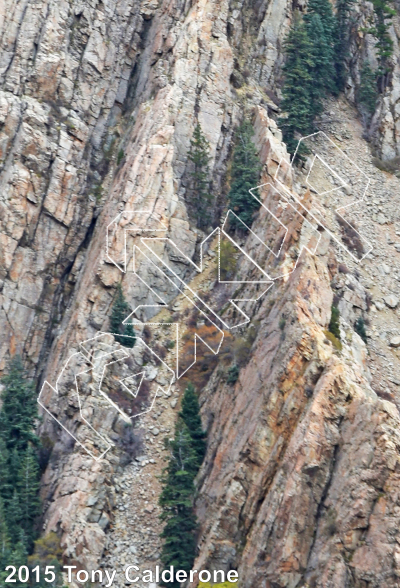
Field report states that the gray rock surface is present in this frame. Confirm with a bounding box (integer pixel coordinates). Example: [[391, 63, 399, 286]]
[[2, 1, 400, 586]]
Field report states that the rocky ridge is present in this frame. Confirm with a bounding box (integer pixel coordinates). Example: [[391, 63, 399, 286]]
[[2, 0, 400, 587], [193, 101, 400, 587]]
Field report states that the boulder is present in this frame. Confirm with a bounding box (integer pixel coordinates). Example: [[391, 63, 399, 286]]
[[384, 295, 399, 309]]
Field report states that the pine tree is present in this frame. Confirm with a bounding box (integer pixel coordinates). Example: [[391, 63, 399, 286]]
[[306, 14, 337, 99], [0, 357, 42, 552], [305, 0, 337, 38], [7, 490, 22, 544], [0, 497, 11, 586], [8, 447, 22, 491], [179, 384, 206, 466], [8, 539, 28, 588], [358, 62, 378, 119], [278, 14, 316, 154], [304, 0, 337, 94], [110, 284, 136, 348], [188, 124, 213, 228], [159, 421, 199, 587], [368, 0, 395, 91], [0, 438, 10, 499], [159, 385, 207, 583], [0, 497, 10, 557], [227, 120, 261, 229], [0, 358, 64, 580], [334, 0, 355, 90], [17, 444, 41, 548], [0, 356, 39, 453]]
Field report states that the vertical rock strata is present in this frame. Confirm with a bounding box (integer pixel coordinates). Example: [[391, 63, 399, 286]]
[[193, 111, 400, 585], [1, 0, 240, 572], [194, 129, 400, 585], [2, 0, 400, 586]]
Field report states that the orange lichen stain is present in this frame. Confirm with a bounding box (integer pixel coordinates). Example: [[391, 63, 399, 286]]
[[9, 334, 16, 356]]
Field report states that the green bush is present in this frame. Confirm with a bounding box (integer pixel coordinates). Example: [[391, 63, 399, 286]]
[[219, 239, 238, 280], [324, 329, 342, 351], [227, 121, 261, 229], [328, 305, 341, 340], [227, 365, 240, 385], [28, 533, 66, 588], [230, 329, 257, 367], [110, 284, 136, 348], [117, 148, 125, 165], [354, 317, 368, 343]]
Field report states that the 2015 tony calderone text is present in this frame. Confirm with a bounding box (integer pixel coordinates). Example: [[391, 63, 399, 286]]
[[4, 564, 239, 586]]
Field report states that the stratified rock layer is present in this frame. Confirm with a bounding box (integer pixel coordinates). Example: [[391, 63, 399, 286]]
[[2, 0, 400, 586]]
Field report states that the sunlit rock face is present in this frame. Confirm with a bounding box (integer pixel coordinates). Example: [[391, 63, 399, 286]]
[[3, 0, 400, 584]]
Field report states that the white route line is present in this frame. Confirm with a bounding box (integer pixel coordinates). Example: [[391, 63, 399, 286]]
[[38, 131, 373, 460], [38, 352, 113, 461], [247, 181, 322, 280], [275, 131, 373, 262], [306, 154, 347, 196], [119, 371, 145, 396], [38, 334, 175, 460]]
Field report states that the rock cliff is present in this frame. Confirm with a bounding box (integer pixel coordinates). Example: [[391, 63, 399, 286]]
[[2, 0, 400, 587], [194, 103, 400, 587]]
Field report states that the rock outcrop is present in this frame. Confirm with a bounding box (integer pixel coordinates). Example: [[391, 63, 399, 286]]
[[2, 0, 400, 586]]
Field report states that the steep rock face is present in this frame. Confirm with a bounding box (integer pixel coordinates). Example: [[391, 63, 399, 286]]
[[225, 0, 400, 160], [2, 0, 240, 570], [1, 0, 399, 375], [339, 2, 400, 159], [0, 0, 155, 370], [0, 0, 240, 373], [193, 108, 400, 586], [194, 209, 400, 586], [2, 0, 400, 583]]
